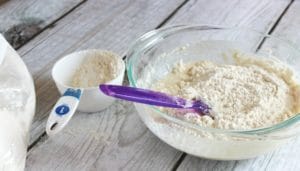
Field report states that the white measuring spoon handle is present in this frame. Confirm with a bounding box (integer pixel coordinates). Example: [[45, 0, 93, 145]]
[[46, 88, 83, 136]]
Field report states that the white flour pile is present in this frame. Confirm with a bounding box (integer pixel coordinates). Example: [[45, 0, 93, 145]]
[[71, 51, 120, 88], [154, 53, 300, 130]]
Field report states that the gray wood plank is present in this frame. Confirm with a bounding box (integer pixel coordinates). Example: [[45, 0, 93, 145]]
[[27, 100, 182, 171], [177, 1, 300, 171], [0, 0, 85, 48], [270, 0, 300, 46], [168, 0, 290, 29], [25, 0, 292, 170], [178, 137, 300, 171], [28, 84, 182, 170]]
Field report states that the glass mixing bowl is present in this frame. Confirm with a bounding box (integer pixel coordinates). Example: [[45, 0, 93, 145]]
[[126, 25, 300, 160]]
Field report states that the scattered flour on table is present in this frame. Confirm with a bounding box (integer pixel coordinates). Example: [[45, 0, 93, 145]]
[[71, 51, 120, 88], [153, 52, 300, 130]]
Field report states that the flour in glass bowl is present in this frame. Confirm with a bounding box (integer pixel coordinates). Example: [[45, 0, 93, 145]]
[[153, 52, 300, 130]]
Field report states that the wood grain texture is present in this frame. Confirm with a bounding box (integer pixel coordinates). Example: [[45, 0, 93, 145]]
[[269, 0, 300, 46], [0, 0, 85, 48], [26, 100, 182, 171], [177, 137, 300, 171], [24, 0, 295, 170], [177, 1, 300, 171], [167, 0, 291, 30]]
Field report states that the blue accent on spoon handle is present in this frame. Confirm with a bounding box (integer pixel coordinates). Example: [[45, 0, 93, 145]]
[[46, 88, 83, 136], [63, 88, 82, 99]]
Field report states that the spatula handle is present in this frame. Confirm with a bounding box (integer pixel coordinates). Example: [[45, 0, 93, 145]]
[[99, 84, 210, 114]]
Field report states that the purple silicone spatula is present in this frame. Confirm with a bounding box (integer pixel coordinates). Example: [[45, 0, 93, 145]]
[[99, 84, 211, 116]]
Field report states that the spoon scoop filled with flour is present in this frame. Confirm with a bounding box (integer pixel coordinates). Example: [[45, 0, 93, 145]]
[[47, 50, 125, 136], [71, 51, 122, 88]]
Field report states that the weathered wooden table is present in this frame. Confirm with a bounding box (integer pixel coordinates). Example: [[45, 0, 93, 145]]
[[1, 0, 300, 170]]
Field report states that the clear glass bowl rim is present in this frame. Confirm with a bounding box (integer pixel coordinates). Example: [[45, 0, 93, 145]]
[[126, 24, 300, 136]]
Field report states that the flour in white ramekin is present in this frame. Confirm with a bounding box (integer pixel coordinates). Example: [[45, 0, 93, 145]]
[[71, 51, 121, 88]]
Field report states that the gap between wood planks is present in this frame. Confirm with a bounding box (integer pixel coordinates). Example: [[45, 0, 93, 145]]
[[10, 0, 88, 50], [121, 0, 189, 60], [171, 153, 187, 171], [256, 0, 295, 51]]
